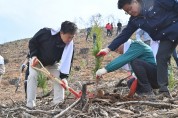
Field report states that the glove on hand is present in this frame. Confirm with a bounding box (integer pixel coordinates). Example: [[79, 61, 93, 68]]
[[61, 78, 68, 89], [96, 48, 110, 57], [31, 56, 38, 67], [20, 64, 27, 72], [96, 68, 107, 79]]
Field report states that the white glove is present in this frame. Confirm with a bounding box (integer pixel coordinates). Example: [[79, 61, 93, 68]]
[[96, 48, 110, 56], [96, 68, 107, 78]]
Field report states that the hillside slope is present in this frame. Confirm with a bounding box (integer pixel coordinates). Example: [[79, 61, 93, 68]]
[[0, 31, 123, 104]]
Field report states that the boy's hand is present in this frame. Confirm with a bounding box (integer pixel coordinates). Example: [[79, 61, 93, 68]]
[[31, 56, 38, 67], [61, 78, 68, 89]]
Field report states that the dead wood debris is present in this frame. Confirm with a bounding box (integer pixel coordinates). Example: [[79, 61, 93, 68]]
[[2, 96, 178, 118], [115, 100, 178, 109], [1, 80, 178, 118]]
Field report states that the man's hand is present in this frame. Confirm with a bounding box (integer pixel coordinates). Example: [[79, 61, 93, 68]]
[[20, 64, 27, 72], [61, 78, 68, 89], [96, 68, 107, 79], [96, 48, 110, 57], [31, 56, 38, 67]]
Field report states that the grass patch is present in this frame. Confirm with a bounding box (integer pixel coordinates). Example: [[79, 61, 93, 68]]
[[168, 64, 176, 91], [37, 72, 48, 94]]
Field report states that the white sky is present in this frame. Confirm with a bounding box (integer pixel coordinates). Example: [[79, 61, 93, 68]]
[[0, 0, 130, 44]]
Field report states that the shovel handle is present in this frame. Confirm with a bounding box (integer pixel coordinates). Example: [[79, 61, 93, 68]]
[[49, 75, 81, 99], [60, 81, 80, 98], [128, 78, 138, 97], [68, 88, 81, 99], [32, 59, 81, 99]]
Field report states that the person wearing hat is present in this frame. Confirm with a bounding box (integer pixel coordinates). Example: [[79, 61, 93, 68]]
[[96, 39, 159, 97], [27, 21, 77, 109]]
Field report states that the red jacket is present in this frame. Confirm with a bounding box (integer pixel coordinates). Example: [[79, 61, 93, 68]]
[[105, 24, 112, 30]]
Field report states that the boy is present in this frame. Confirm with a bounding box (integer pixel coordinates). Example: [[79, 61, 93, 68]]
[[27, 21, 77, 109]]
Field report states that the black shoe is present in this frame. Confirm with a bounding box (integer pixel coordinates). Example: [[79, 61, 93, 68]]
[[138, 92, 156, 101], [157, 91, 172, 99]]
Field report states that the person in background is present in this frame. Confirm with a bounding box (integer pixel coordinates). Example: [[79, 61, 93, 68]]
[[116, 21, 122, 36], [105, 23, 112, 36], [172, 49, 178, 67], [136, 28, 151, 45], [20, 53, 30, 98], [27, 21, 77, 109], [93, 33, 97, 45], [85, 27, 92, 41], [0, 55, 5, 84], [136, 29, 178, 66], [136, 28, 159, 59], [110, 23, 114, 36], [96, 0, 178, 98]]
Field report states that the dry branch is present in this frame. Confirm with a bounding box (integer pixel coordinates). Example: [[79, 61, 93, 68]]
[[9, 107, 62, 115], [109, 107, 134, 114], [54, 98, 81, 118], [115, 101, 178, 108], [92, 98, 111, 104]]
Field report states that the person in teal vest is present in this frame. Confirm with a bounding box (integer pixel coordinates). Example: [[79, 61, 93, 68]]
[[96, 39, 159, 97]]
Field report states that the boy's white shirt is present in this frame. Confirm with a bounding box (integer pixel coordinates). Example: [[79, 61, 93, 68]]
[[121, 39, 132, 71], [150, 40, 159, 61]]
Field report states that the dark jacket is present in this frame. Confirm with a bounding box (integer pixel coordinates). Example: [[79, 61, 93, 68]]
[[117, 22, 122, 27], [108, 0, 178, 51], [29, 28, 73, 79]]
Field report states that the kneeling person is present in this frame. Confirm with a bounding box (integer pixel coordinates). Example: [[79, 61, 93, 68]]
[[27, 21, 77, 109], [96, 39, 159, 96]]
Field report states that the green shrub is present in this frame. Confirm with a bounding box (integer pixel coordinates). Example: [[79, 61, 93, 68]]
[[168, 64, 176, 91], [37, 72, 48, 94], [91, 24, 103, 78]]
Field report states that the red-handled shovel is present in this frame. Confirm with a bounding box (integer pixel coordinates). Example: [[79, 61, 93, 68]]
[[31, 59, 81, 99]]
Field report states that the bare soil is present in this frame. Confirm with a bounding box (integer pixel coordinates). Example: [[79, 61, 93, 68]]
[[0, 31, 178, 117]]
